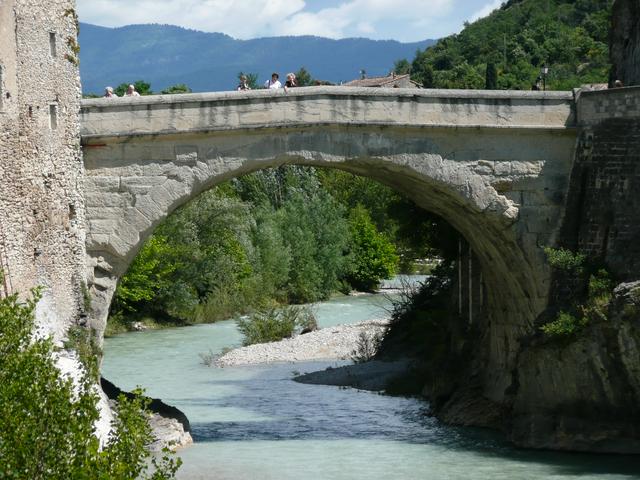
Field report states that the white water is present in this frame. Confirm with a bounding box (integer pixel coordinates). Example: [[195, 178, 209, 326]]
[[102, 280, 640, 479]]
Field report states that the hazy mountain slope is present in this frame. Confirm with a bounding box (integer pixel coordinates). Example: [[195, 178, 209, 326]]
[[78, 23, 435, 94]]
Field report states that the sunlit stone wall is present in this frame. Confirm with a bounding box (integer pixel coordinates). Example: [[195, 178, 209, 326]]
[[0, 0, 86, 340]]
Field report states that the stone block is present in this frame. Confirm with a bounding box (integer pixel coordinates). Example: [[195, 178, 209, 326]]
[[85, 176, 120, 192], [494, 161, 512, 175]]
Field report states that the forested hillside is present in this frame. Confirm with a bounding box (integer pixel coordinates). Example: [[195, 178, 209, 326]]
[[398, 0, 612, 90]]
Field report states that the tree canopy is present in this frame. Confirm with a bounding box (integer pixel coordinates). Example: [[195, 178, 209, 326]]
[[110, 166, 449, 331], [398, 0, 612, 90]]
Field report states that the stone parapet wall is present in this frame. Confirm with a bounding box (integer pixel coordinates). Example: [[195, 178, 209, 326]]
[[0, 0, 85, 340], [576, 86, 640, 126]]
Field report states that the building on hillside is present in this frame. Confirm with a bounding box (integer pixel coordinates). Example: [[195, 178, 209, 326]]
[[342, 73, 421, 88], [0, 0, 86, 339]]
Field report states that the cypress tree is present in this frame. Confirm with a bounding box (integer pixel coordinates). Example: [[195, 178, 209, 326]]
[[485, 62, 498, 89]]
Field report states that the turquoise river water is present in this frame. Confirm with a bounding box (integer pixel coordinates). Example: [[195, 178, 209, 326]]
[[102, 277, 640, 480]]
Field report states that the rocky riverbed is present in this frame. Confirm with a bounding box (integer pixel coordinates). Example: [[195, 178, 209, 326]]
[[215, 318, 390, 366]]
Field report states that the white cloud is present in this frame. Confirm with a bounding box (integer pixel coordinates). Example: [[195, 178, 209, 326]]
[[278, 0, 454, 40], [468, 0, 502, 23], [77, 0, 490, 42], [77, 0, 306, 38]]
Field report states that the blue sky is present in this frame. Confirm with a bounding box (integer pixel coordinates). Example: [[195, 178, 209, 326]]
[[76, 0, 502, 42]]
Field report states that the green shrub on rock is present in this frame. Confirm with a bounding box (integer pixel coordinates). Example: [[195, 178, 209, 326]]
[[540, 267, 615, 338], [540, 311, 587, 337], [543, 247, 586, 273], [0, 289, 180, 480]]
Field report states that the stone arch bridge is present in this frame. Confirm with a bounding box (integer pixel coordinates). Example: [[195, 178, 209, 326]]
[[81, 86, 577, 403]]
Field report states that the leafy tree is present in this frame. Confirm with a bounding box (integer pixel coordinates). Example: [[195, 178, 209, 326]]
[[411, 51, 434, 87], [394, 58, 412, 75], [114, 236, 178, 313], [161, 84, 192, 94], [318, 169, 445, 266], [114, 80, 152, 96], [485, 62, 498, 89], [295, 67, 314, 86], [345, 205, 399, 291], [0, 289, 180, 479]]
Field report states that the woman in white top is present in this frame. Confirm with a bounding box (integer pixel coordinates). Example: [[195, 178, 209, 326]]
[[124, 84, 140, 96]]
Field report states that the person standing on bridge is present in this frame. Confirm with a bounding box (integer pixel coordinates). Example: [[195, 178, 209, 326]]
[[103, 86, 118, 98], [124, 84, 140, 96], [285, 73, 297, 88], [264, 72, 282, 89], [237, 75, 251, 91]]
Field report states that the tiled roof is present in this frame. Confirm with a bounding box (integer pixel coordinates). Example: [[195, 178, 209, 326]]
[[343, 74, 414, 87]]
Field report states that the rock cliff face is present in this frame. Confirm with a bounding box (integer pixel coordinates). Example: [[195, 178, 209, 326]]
[[610, 0, 640, 86], [509, 282, 640, 453]]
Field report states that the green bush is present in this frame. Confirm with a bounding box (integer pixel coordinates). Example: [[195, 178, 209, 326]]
[[540, 311, 587, 337], [543, 247, 586, 272], [0, 289, 180, 479], [351, 330, 384, 363], [346, 205, 399, 291], [63, 325, 101, 378], [541, 268, 615, 338], [236, 305, 316, 346]]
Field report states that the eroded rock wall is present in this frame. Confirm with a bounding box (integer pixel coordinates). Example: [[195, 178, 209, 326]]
[[0, 0, 86, 340]]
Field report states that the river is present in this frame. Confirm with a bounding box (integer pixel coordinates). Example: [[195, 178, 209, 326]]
[[102, 277, 640, 479]]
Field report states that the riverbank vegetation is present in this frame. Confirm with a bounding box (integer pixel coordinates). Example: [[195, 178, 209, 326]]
[[108, 166, 444, 335], [0, 289, 180, 479], [237, 305, 317, 346], [396, 0, 612, 90]]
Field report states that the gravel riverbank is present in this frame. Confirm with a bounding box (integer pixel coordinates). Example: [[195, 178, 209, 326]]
[[215, 318, 389, 366]]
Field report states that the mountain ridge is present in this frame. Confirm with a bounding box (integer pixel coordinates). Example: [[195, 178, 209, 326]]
[[78, 22, 435, 94]]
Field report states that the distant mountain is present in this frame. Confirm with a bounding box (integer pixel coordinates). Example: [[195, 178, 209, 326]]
[[78, 23, 435, 94]]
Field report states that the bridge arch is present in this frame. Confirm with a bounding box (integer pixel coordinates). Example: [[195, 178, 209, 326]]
[[81, 87, 577, 403]]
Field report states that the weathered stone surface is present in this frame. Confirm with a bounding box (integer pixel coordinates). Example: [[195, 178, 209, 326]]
[[511, 281, 640, 453], [0, 1, 86, 341], [566, 87, 640, 281]]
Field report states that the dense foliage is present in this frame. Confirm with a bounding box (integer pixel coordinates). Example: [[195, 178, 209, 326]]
[[0, 290, 180, 479], [110, 166, 447, 331], [345, 205, 399, 291], [401, 0, 612, 90], [114, 80, 152, 96]]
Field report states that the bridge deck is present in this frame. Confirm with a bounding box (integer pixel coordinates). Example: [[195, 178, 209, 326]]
[[80, 86, 576, 142]]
